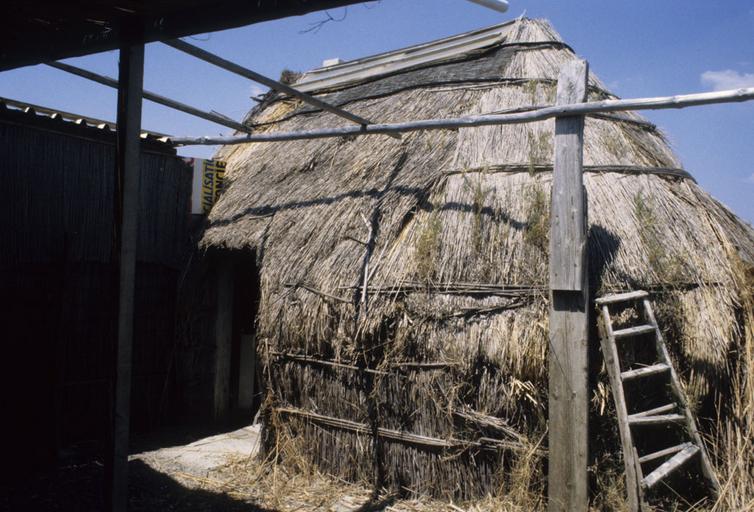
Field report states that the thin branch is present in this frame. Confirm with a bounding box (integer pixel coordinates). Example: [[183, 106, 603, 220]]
[[299, 8, 348, 34]]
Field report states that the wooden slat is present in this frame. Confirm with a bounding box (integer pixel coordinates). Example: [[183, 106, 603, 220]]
[[628, 414, 686, 426], [638, 443, 692, 464], [613, 324, 656, 339], [547, 59, 590, 512], [596, 290, 649, 305], [621, 363, 670, 382], [628, 403, 676, 420], [642, 445, 700, 490]]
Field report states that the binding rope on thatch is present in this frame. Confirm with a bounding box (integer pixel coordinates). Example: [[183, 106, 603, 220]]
[[271, 351, 392, 376], [246, 41, 580, 122], [336, 281, 545, 297], [198, 18, 754, 507], [276, 407, 541, 454], [245, 81, 631, 132], [274, 352, 485, 375], [444, 164, 694, 181], [169, 86, 754, 145]]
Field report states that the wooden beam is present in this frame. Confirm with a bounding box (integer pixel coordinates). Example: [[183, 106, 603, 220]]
[[547, 59, 589, 512], [46, 61, 251, 133], [0, 0, 366, 71], [107, 42, 144, 512], [168, 86, 754, 145], [163, 39, 374, 128]]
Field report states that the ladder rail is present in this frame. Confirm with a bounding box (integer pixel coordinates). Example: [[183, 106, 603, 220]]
[[599, 305, 643, 511], [641, 298, 721, 493]]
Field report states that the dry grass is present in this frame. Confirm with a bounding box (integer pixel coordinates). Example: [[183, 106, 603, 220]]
[[414, 209, 442, 283], [194, 17, 754, 508], [174, 428, 550, 512]]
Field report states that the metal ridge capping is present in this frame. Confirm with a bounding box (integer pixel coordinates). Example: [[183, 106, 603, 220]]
[[294, 20, 517, 93]]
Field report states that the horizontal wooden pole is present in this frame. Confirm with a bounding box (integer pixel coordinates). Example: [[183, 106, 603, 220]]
[[168, 86, 754, 145], [47, 61, 251, 133]]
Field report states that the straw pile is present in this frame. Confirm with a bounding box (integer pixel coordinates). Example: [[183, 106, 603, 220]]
[[201, 18, 754, 508]]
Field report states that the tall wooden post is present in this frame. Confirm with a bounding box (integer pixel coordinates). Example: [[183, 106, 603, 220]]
[[548, 59, 589, 512], [107, 43, 144, 512]]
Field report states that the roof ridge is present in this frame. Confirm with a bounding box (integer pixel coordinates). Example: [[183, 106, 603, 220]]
[[294, 18, 529, 93]]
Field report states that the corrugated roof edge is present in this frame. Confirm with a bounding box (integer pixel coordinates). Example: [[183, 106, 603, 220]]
[[0, 96, 172, 142], [294, 19, 518, 93]]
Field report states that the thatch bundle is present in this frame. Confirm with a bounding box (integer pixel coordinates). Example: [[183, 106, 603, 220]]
[[201, 18, 754, 508]]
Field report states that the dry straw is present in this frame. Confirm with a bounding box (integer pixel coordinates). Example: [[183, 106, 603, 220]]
[[199, 18, 754, 509]]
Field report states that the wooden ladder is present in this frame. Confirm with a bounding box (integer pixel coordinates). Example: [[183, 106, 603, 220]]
[[596, 290, 719, 511]]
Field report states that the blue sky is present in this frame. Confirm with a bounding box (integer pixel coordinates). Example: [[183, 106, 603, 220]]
[[1, 0, 753, 223]]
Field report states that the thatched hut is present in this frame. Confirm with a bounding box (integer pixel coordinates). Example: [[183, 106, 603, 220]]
[[199, 18, 754, 508]]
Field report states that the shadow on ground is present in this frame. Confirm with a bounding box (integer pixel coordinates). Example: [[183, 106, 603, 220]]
[[0, 458, 271, 512]]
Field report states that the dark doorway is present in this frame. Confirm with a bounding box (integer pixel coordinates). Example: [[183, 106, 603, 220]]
[[229, 250, 262, 422], [213, 249, 262, 426]]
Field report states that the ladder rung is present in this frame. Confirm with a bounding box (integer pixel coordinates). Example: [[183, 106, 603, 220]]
[[638, 442, 693, 464], [628, 403, 676, 419], [613, 324, 656, 339], [629, 414, 685, 426], [621, 363, 670, 382], [642, 444, 700, 489], [596, 290, 649, 305]]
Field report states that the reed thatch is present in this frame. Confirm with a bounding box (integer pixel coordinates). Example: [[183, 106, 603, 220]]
[[201, 18, 754, 509]]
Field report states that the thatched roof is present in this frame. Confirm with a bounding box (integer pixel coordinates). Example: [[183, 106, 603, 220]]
[[201, 18, 754, 508]]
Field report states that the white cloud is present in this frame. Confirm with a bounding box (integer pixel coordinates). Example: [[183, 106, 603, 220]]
[[747, 173, 754, 184], [701, 69, 754, 91]]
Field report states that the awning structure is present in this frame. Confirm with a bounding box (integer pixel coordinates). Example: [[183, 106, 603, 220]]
[[0, 0, 366, 71], [0, 3, 370, 512]]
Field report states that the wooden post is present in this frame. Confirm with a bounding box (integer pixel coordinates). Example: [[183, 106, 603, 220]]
[[107, 43, 144, 512], [548, 59, 589, 512]]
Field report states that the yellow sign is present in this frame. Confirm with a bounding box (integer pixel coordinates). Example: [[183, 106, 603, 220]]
[[200, 160, 226, 214]]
